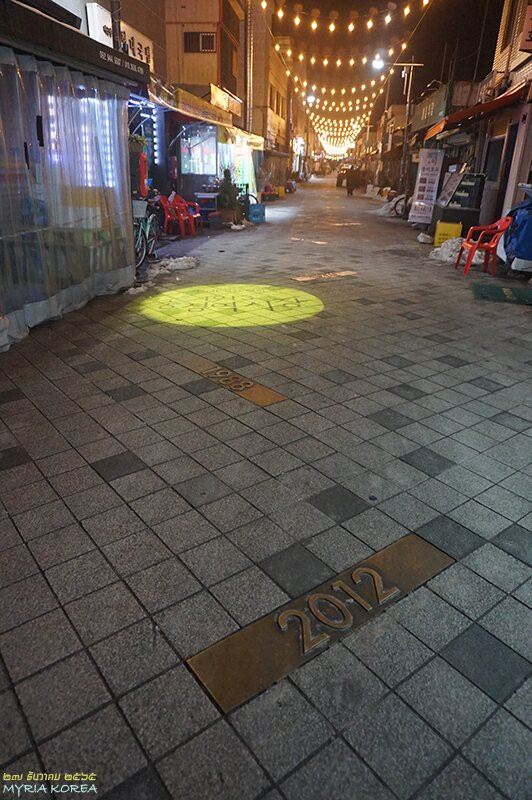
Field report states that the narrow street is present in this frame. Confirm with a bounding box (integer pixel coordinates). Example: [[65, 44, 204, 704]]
[[1, 178, 531, 799]]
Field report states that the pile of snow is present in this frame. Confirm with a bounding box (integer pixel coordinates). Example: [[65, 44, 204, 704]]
[[429, 237, 483, 265], [126, 281, 155, 295], [153, 256, 198, 272], [417, 232, 433, 244], [373, 201, 397, 217]]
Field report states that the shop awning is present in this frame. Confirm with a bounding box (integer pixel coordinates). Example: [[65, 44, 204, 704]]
[[425, 82, 529, 141], [174, 87, 232, 127], [220, 126, 264, 151]]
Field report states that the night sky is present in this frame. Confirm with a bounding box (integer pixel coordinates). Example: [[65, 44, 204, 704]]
[[273, 0, 505, 113]]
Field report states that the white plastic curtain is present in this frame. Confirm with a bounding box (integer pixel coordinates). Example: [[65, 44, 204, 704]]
[[0, 47, 134, 350]]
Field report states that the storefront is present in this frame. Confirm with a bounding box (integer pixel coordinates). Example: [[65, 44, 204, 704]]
[[0, 0, 148, 350]]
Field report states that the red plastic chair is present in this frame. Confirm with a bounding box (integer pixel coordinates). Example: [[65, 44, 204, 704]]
[[171, 194, 203, 234], [159, 196, 191, 239], [455, 216, 513, 276]]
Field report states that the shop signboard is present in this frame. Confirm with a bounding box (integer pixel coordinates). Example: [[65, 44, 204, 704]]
[[520, 4, 532, 52], [176, 88, 232, 127], [210, 84, 242, 117], [408, 148, 444, 224], [86, 3, 153, 69], [411, 85, 448, 133]]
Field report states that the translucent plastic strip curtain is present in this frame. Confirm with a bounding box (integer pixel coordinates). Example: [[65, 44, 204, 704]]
[[0, 47, 134, 351]]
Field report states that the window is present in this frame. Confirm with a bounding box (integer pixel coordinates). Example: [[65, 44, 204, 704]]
[[269, 85, 275, 110], [184, 32, 217, 53], [180, 125, 217, 174], [222, 0, 240, 42], [502, 0, 519, 49], [484, 137, 504, 182]]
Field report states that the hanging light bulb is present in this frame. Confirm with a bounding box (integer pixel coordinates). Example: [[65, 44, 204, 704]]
[[349, 57, 355, 66], [311, 18, 318, 30], [423, 0, 430, 4], [388, 48, 394, 56], [362, 56, 367, 65], [385, 13, 392, 24], [310, 56, 316, 64], [336, 58, 342, 66], [277, 7, 284, 18], [329, 21, 336, 31], [294, 15, 300, 26], [323, 57, 329, 65], [348, 21, 355, 32], [401, 42, 407, 50], [367, 18, 373, 29], [299, 52, 304, 60], [261, 0, 267, 8], [404, 5, 411, 15], [275, 43, 280, 51], [286, 48, 292, 57]]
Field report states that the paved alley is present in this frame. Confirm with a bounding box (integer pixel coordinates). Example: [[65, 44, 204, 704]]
[[1, 178, 531, 800]]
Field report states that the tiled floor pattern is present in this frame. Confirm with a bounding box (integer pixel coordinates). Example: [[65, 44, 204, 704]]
[[1, 178, 531, 799]]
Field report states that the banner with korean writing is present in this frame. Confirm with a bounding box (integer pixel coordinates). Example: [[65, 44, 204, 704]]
[[408, 148, 444, 225]]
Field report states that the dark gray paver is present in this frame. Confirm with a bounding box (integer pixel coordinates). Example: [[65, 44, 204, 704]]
[[441, 624, 531, 702], [417, 756, 505, 800], [416, 516, 484, 559], [308, 485, 369, 522], [261, 543, 333, 597], [493, 524, 532, 566]]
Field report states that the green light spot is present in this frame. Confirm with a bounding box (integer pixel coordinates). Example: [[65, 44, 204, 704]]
[[137, 284, 324, 327]]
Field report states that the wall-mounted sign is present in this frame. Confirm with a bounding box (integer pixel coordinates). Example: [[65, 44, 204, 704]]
[[520, 4, 532, 53], [175, 88, 232, 126], [86, 3, 153, 69], [210, 84, 242, 117]]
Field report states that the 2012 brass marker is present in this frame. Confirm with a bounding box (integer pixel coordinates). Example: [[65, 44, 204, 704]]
[[187, 534, 453, 712]]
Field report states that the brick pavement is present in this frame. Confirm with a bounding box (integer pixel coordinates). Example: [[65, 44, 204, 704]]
[[0, 178, 531, 799]]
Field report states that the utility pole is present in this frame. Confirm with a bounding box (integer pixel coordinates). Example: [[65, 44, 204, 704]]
[[397, 60, 424, 217], [245, 0, 254, 132]]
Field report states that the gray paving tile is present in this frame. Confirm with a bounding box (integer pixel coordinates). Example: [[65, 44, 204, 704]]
[[306, 526, 372, 570], [463, 710, 532, 798], [130, 488, 191, 526], [175, 473, 232, 506], [401, 447, 454, 477], [16, 651, 109, 741], [0, 573, 57, 633], [45, 549, 117, 603], [378, 493, 439, 529], [126, 557, 200, 612], [345, 614, 432, 686], [441, 624, 531, 702], [105, 767, 170, 800], [228, 517, 294, 561], [368, 409, 413, 430], [153, 455, 206, 484], [120, 665, 218, 758], [504, 676, 532, 728], [417, 756, 505, 800], [493, 524, 532, 567], [0, 446, 31, 471], [342, 507, 406, 549], [398, 657, 495, 746], [212, 565, 289, 624], [448, 500, 512, 539], [389, 587, 469, 650], [261, 543, 333, 597], [65, 582, 145, 645], [90, 618, 179, 695], [241, 479, 300, 514], [0, 608, 81, 682], [292, 644, 387, 730], [408, 478, 468, 513], [491, 411, 531, 432], [65, 484, 123, 520], [480, 596, 532, 660], [155, 591, 238, 658], [13, 499, 76, 541], [180, 536, 252, 585], [91, 451, 146, 483], [27, 523, 94, 570], [281, 738, 393, 800], [81, 504, 146, 546], [416, 515, 484, 559], [158, 719, 269, 800], [154, 510, 220, 554], [2, 479, 58, 515], [428, 562, 504, 619], [201, 493, 263, 533], [463, 543, 531, 591], [230, 681, 333, 781], [39, 705, 146, 795], [0, 543, 38, 588], [308, 485, 369, 523], [101, 530, 170, 577], [476, 484, 532, 523], [438, 465, 492, 497], [0, 517, 22, 552], [0, 689, 31, 764], [344, 693, 451, 800]]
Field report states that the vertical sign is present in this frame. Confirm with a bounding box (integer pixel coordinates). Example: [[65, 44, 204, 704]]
[[520, 4, 532, 53], [408, 148, 444, 224]]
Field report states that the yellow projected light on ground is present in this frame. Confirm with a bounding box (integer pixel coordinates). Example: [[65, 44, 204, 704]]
[[138, 284, 324, 327]]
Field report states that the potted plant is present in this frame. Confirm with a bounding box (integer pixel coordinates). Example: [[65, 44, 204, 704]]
[[218, 168, 242, 224], [129, 133, 147, 154]]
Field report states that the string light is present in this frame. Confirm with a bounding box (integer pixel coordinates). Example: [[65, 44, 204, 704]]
[[348, 21, 355, 32], [329, 21, 335, 31], [367, 18, 374, 29], [294, 14, 300, 26], [261, 0, 267, 8], [404, 5, 411, 16], [311, 18, 318, 30]]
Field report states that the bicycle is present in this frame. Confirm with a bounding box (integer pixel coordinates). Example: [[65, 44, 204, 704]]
[[132, 199, 159, 271]]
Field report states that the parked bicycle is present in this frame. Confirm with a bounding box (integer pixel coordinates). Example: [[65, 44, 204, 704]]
[[132, 197, 160, 271]]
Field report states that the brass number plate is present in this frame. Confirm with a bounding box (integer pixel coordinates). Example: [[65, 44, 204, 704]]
[[187, 534, 453, 712]]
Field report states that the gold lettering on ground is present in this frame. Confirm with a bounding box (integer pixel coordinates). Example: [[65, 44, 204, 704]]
[[187, 534, 454, 712], [177, 353, 286, 407], [293, 270, 357, 282]]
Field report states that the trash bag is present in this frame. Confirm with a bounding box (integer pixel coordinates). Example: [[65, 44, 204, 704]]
[[504, 198, 532, 261]]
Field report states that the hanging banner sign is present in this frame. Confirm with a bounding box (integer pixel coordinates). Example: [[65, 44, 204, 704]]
[[408, 148, 444, 224], [520, 4, 532, 52], [86, 3, 153, 69]]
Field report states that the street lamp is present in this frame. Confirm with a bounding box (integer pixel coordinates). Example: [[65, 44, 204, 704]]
[[372, 55, 385, 71]]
